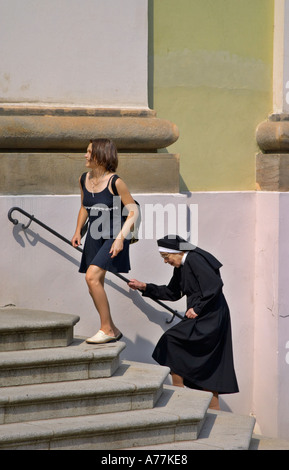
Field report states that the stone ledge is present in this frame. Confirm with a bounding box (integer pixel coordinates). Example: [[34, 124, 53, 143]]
[[128, 409, 256, 451], [0, 114, 179, 151], [0, 386, 211, 450], [256, 153, 289, 191], [0, 152, 180, 194], [0, 308, 80, 351], [0, 361, 169, 424], [0, 338, 126, 387], [0, 105, 157, 118], [256, 115, 289, 153]]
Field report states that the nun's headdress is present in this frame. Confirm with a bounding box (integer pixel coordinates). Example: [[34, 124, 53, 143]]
[[157, 235, 196, 253], [157, 235, 223, 271]]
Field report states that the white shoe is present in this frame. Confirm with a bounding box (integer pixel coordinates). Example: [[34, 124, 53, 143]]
[[86, 330, 123, 344]]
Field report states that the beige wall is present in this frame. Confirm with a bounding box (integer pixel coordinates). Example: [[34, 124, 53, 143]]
[[151, 0, 274, 191]]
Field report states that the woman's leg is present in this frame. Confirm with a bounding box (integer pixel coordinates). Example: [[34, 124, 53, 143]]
[[85, 264, 120, 337], [171, 372, 184, 387], [171, 374, 220, 409], [207, 391, 220, 410]]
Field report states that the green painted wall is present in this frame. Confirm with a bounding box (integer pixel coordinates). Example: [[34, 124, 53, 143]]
[[150, 0, 274, 191]]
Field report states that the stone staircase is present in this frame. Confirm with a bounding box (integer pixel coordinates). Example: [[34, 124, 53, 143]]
[[0, 307, 256, 450]]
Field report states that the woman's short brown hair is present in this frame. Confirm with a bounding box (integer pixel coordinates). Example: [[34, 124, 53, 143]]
[[90, 138, 118, 172]]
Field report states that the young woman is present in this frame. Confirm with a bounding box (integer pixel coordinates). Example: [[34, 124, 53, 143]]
[[72, 138, 138, 344]]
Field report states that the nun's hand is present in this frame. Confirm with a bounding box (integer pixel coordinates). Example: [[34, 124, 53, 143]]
[[185, 308, 198, 319], [128, 279, 147, 291]]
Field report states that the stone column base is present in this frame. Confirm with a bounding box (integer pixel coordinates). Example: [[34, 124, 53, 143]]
[[0, 106, 180, 194], [256, 114, 289, 191], [0, 152, 179, 194], [0, 106, 179, 151], [256, 153, 289, 191]]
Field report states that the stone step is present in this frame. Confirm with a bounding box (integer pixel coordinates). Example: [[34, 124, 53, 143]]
[[249, 434, 289, 450], [0, 385, 211, 450], [0, 308, 80, 352], [0, 307, 256, 451], [0, 361, 169, 425], [126, 409, 256, 451], [0, 338, 125, 387]]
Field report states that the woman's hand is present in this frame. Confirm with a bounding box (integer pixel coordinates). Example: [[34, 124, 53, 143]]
[[110, 238, 124, 258], [128, 279, 147, 291], [72, 200, 88, 248], [71, 232, 81, 248], [185, 308, 198, 319]]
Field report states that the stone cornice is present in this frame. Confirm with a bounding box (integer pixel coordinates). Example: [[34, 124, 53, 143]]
[[0, 106, 179, 151], [0, 106, 156, 117], [256, 114, 289, 153]]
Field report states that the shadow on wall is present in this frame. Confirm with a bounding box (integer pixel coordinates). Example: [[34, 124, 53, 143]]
[[105, 275, 180, 327], [12, 223, 80, 267], [11, 222, 181, 329]]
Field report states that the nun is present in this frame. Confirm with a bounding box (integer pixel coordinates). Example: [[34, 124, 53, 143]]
[[128, 235, 239, 410]]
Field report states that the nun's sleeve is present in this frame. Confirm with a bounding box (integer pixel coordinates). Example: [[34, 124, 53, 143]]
[[187, 253, 224, 315], [142, 268, 183, 302]]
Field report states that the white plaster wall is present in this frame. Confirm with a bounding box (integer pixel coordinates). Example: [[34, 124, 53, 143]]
[[283, 0, 289, 112], [1, 191, 255, 417], [253, 192, 289, 439], [273, 0, 289, 113], [0, 0, 148, 107], [254, 193, 280, 437], [278, 194, 289, 438]]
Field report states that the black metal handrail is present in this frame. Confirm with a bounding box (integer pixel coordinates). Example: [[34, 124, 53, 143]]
[[8, 206, 183, 323]]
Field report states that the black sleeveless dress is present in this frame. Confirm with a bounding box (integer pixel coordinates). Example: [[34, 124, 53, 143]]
[[79, 173, 131, 274]]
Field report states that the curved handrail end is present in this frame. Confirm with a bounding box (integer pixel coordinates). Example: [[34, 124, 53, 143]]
[[8, 206, 34, 229], [7, 207, 20, 225]]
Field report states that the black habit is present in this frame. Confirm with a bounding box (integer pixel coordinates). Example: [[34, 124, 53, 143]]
[[143, 247, 239, 394]]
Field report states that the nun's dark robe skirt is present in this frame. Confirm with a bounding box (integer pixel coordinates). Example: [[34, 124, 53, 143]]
[[143, 248, 239, 394]]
